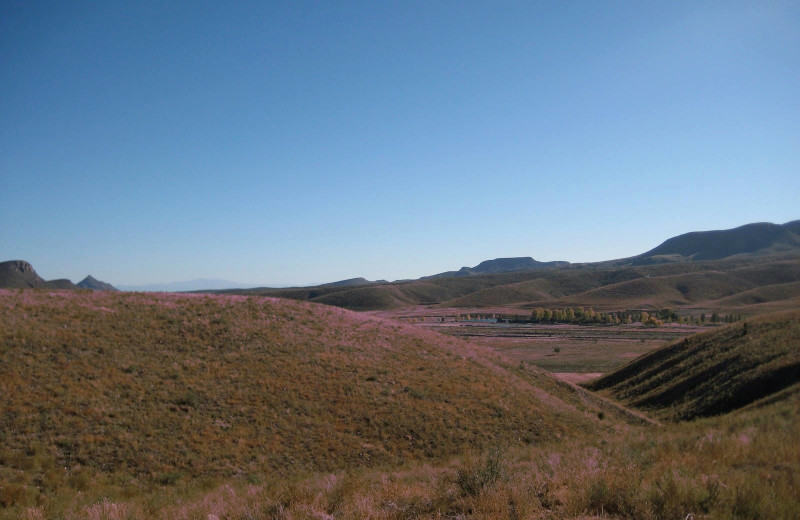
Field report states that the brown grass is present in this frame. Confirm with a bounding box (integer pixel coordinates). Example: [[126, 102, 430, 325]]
[[2, 289, 797, 518], [589, 310, 800, 420], [12, 389, 800, 519], [0, 289, 619, 515]]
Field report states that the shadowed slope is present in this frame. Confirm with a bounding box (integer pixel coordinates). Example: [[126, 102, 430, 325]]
[[588, 310, 800, 420], [636, 221, 800, 262]]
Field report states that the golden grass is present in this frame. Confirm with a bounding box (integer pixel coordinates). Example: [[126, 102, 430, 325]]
[[2, 289, 797, 518], [12, 389, 799, 519], [0, 289, 619, 515]]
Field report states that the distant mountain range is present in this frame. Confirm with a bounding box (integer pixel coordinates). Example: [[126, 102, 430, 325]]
[[218, 219, 800, 311], [3, 220, 799, 293], [115, 279, 266, 292]]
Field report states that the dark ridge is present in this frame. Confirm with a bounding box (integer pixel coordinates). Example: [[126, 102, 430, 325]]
[[783, 219, 800, 235], [635, 222, 800, 263]]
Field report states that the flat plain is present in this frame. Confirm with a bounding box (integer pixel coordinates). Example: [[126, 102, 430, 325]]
[[373, 306, 707, 382]]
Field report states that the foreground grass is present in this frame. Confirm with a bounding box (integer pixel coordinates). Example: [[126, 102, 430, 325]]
[[2, 290, 797, 518], [10, 389, 800, 519]]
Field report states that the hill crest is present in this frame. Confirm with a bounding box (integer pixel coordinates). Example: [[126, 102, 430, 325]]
[[635, 221, 800, 264], [77, 275, 118, 291]]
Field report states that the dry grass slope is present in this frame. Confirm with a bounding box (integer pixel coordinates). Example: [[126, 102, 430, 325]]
[[11, 380, 800, 519], [588, 310, 800, 421], [0, 289, 620, 513]]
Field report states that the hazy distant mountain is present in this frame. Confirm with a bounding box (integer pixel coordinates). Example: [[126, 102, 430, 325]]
[[0, 260, 78, 289], [633, 221, 800, 265], [425, 257, 570, 279], [116, 279, 267, 292], [77, 275, 118, 291]]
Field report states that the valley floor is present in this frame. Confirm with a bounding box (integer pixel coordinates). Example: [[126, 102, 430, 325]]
[[374, 307, 707, 377]]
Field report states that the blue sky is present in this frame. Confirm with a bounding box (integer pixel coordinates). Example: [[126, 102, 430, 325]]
[[1, 1, 799, 286]]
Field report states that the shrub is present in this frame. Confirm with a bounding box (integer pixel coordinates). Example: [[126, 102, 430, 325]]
[[455, 445, 505, 497]]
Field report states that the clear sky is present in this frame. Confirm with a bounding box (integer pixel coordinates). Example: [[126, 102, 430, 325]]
[[1, 1, 799, 286]]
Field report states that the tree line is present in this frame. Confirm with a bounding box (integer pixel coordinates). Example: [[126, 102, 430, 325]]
[[455, 308, 744, 327]]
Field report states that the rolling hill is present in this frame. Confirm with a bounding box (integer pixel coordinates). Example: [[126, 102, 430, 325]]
[[224, 254, 800, 315], [4, 292, 797, 518], [0, 289, 631, 511], [211, 221, 800, 312], [587, 310, 800, 420]]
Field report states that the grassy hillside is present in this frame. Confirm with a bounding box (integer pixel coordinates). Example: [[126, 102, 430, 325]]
[[14, 362, 800, 519], [0, 289, 622, 512], [3, 291, 798, 518], [707, 280, 800, 307], [588, 310, 800, 421], [546, 271, 757, 309]]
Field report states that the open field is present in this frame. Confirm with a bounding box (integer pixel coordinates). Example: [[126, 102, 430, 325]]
[[431, 322, 699, 374], [374, 306, 707, 377]]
